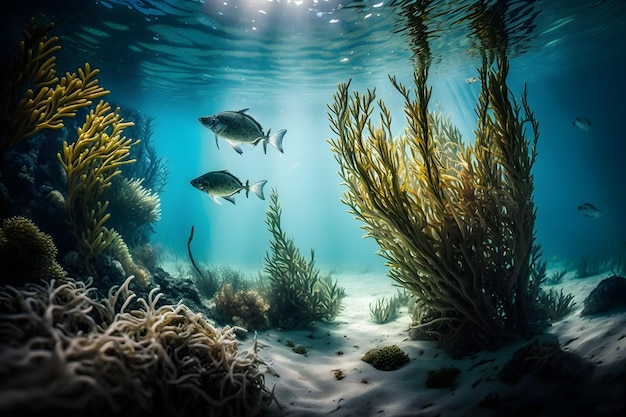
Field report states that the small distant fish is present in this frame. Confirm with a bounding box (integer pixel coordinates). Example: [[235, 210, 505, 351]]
[[573, 117, 592, 131], [578, 202, 600, 218], [465, 77, 479, 84], [199, 108, 287, 155], [190, 170, 267, 205]]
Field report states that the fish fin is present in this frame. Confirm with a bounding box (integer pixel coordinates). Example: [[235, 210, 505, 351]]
[[223, 195, 237, 204], [214, 134, 220, 149], [262, 129, 270, 154], [248, 180, 268, 200], [210, 195, 223, 205], [226, 139, 243, 155], [268, 129, 287, 154], [236, 108, 250, 114]]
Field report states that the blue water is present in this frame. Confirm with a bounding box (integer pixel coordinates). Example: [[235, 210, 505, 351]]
[[2, 0, 625, 273]]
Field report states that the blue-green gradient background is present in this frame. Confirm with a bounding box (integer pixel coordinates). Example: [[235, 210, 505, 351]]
[[2, 0, 624, 273]]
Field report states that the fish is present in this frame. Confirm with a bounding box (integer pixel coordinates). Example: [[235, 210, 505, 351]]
[[578, 202, 600, 218], [198, 108, 287, 155], [190, 170, 267, 205], [573, 117, 592, 131], [465, 77, 479, 84]]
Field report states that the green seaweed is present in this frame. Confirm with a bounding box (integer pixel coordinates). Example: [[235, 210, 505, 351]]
[[263, 188, 346, 329]]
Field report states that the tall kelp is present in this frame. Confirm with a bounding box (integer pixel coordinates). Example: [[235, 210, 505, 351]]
[[328, 2, 545, 357]]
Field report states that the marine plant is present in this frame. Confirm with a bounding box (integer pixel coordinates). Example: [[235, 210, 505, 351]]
[[104, 176, 162, 247], [545, 269, 568, 285], [0, 275, 273, 416], [369, 296, 400, 324], [538, 288, 575, 321], [212, 283, 270, 332], [574, 252, 613, 278], [120, 111, 169, 194], [263, 188, 346, 328], [0, 18, 109, 162], [0, 215, 64, 285], [361, 345, 410, 371], [57, 100, 150, 286], [328, 20, 545, 355], [609, 242, 626, 276]]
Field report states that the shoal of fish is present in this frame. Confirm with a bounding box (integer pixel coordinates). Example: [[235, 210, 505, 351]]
[[191, 108, 286, 205]]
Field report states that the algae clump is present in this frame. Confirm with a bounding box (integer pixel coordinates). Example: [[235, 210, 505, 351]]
[[361, 345, 410, 371]]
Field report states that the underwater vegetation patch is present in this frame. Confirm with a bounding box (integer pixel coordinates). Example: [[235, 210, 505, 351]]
[[0, 275, 274, 416], [326, 0, 566, 357], [369, 295, 401, 324], [425, 366, 461, 389], [1, 18, 165, 288], [0, 19, 109, 163], [361, 345, 410, 371], [0, 215, 64, 285], [262, 188, 346, 329]]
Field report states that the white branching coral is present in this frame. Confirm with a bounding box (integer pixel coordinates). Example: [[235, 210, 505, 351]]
[[0, 276, 273, 416]]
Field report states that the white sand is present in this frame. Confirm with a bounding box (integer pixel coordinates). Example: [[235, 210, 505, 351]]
[[245, 271, 626, 417]]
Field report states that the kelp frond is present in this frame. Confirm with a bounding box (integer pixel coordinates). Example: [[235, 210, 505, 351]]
[[328, 54, 542, 357]]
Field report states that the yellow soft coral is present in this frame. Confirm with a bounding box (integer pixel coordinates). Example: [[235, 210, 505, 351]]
[[57, 100, 140, 280], [0, 18, 109, 162], [0, 215, 64, 285]]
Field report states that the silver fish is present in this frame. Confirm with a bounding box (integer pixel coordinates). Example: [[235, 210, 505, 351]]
[[465, 76, 479, 84], [573, 117, 592, 131], [199, 108, 287, 154], [578, 202, 600, 218], [190, 170, 267, 205]]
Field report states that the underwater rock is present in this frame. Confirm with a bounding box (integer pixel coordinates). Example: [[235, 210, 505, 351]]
[[499, 337, 587, 384], [581, 275, 626, 316], [97, 255, 126, 284], [425, 366, 461, 389], [293, 344, 307, 355], [153, 267, 203, 312], [361, 345, 410, 371]]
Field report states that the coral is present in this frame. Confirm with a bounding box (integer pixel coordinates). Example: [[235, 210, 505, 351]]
[[425, 366, 461, 389], [328, 22, 543, 356], [0, 18, 109, 162], [361, 345, 410, 371], [104, 176, 161, 247], [263, 188, 346, 328], [0, 275, 273, 416], [0, 215, 64, 285], [212, 283, 270, 332], [105, 230, 152, 288], [131, 242, 162, 274], [57, 100, 140, 280]]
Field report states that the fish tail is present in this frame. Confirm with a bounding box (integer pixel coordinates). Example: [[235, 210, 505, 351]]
[[267, 129, 287, 154], [248, 180, 268, 200]]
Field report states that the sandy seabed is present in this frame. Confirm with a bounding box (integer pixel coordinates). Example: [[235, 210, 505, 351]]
[[246, 271, 626, 417]]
